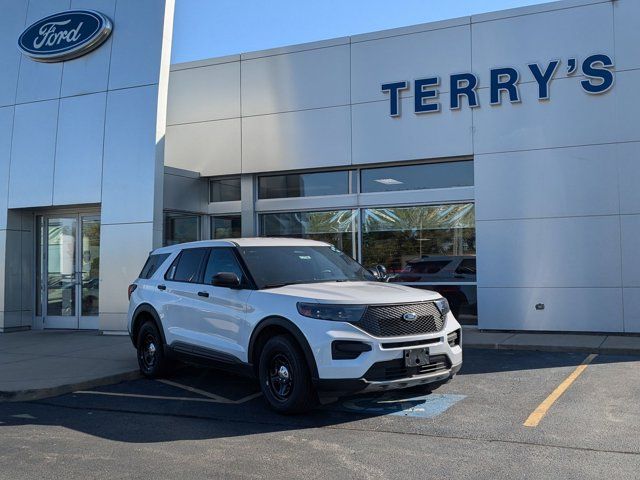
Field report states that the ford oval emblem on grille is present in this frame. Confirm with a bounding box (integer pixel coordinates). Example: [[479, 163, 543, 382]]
[[402, 312, 418, 322]]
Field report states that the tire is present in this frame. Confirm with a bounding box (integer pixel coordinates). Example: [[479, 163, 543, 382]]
[[258, 335, 317, 414], [136, 321, 168, 378]]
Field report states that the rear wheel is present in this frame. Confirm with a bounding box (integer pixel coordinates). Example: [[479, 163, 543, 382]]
[[136, 321, 167, 378], [258, 335, 316, 414]]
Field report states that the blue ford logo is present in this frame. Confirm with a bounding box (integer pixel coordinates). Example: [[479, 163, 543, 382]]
[[403, 312, 418, 322], [18, 10, 112, 63]]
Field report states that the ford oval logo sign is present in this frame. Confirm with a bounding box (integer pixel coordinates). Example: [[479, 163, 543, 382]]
[[403, 312, 418, 322], [18, 10, 112, 63]]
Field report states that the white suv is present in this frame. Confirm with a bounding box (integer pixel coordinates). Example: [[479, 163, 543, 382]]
[[127, 238, 463, 413]]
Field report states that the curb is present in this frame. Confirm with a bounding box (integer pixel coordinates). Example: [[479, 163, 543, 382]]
[[0, 370, 141, 403], [463, 343, 640, 356]]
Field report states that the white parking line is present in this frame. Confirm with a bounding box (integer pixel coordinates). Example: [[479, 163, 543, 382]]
[[157, 379, 231, 402], [74, 379, 263, 405], [74, 391, 225, 403]]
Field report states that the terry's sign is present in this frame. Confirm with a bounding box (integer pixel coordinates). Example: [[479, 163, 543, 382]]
[[382, 55, 614, 117], [18, 10, 112, 63]]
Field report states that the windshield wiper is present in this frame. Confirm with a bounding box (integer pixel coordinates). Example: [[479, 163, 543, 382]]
[[262, 282, 298, 289]]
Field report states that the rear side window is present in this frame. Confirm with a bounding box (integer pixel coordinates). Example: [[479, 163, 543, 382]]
[[139, 253, 170, 279], [165, 248, 208, 283]]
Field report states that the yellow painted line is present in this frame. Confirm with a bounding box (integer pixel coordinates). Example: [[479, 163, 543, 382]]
[[524, 353, 597, 427]]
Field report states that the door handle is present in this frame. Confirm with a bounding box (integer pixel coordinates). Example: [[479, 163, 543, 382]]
[[157, 284, 166, 291], [197, 291, 209, 298]]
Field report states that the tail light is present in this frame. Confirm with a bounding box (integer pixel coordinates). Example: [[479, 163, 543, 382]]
[[128, 284, 138, 300]]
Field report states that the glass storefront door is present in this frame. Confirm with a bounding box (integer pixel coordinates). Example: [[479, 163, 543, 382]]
[[39, 213, 100, 330]]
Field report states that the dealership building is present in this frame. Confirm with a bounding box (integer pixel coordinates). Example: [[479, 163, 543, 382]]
[[0, 0, 638, 335]]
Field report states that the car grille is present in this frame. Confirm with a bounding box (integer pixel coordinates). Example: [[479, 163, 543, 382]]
[[355, 302, 445, 337], [363, 355, 451, 382]]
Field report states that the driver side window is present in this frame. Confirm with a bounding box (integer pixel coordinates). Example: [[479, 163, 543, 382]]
[[203, 248, 246, 286]]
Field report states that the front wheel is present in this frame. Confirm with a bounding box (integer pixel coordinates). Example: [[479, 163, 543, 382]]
[[258, 335, 316, 414]]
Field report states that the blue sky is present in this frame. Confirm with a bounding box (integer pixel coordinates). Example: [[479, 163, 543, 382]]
[[172, 0, 550, 63]]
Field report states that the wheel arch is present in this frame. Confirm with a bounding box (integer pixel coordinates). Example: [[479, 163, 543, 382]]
[[131, 303, 167, 347], [248, 316, 319, 380]]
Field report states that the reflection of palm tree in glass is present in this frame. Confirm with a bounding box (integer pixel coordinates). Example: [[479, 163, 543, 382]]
[[362, 204, 475, 271]]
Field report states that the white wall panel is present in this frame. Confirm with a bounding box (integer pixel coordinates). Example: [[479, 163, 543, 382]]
[[623, 288, 640, 333], [167, 61, 240, 125], [8, 100, 58, 208], [166, 119, 241, 176], [99, 222, 154, 316], [15, 0, 70, 104], [60, 0, 116, 97], [242, 106, 351, 173], [53, 92, 106, 205], [614, 70, 640, 144], [621, 214, 640, 288], [241, 45, 350, 116], [617, 142, 640, 215], [472, 2, 613, 83], [351, 25, 471, 103], [473, 77, 616, 154], [3, 230, 23, 312], [475, 145, 619, 221], [614, 0, 640, 71], [102, 85, 159, 224], [352, 95, 472, 165], [478, 287, 623, 332], [108, 0, 166, 90], [477, 216, 621, 288], [0, 1, 28, 107], [0, 107, 14, 230]]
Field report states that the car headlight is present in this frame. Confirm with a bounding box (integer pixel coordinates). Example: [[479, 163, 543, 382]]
[[434, 297, 450, 316], [297, 303, 366, 322]]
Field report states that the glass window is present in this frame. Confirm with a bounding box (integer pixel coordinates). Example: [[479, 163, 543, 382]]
[[361, 161, 474, 193], [164, 212, 200, 246], [361, 203, 477, 325], [212, 215, 241, 239], [203, 248, 246, 286], [139, 253, 171, 279], [258, 171, 349, 199], [80, 217, 100, 317], [237, 246, 373, 289], [259, 209, 358, 259], [166, 248, 208, 283], [210, 177, 241, 202]]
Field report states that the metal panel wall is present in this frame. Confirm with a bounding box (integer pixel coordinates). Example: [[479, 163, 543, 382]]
[[0, 0, 175, 332], [164, 0, 640, 334]]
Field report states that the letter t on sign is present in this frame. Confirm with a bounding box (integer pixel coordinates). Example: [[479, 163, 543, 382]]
[[381, 81, 409, 116]]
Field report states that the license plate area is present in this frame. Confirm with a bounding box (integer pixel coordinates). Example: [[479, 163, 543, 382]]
[[404, 348, 429, 367]]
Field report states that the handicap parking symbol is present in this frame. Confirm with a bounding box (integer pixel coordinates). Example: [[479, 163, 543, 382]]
[[338, 393, 466, 418]]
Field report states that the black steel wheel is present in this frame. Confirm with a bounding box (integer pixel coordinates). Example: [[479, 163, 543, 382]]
[[137, 321, 167, 378], [258, 335, 316, 414]]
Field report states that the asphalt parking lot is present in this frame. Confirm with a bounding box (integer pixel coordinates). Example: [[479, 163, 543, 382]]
[[0, 348, 639, 479]]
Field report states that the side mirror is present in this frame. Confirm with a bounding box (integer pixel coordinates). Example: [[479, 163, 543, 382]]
[[375, 265, 388, 278], [368, 265, 389, 282], [212, 272, 241, 289]]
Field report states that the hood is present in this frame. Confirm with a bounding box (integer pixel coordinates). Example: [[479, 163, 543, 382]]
[[263, 281, 441, 304]]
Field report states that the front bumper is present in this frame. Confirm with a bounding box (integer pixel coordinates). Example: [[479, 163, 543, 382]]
[[316, 361, 462, 395], [299, 311, 463, 394]]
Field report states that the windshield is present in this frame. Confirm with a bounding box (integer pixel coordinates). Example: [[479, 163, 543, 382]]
[[237, 246, 375, 289]]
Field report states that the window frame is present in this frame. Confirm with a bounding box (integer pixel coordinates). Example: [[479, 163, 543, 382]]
[[209, 176, 242, 203], [201, 247, 255, 289], [164, 247, 209, 284]]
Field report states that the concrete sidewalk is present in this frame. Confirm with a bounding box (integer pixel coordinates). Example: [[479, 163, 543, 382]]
[[462, 326, 640, 355], [0, 330, 139, 402]]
